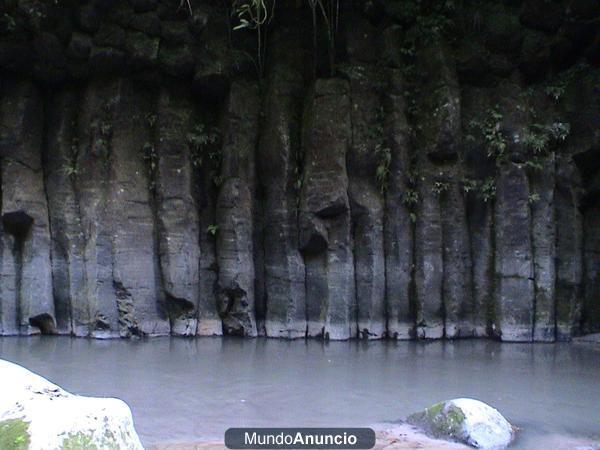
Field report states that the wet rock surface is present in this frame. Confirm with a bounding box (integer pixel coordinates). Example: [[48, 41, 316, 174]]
[[407, 399, 514, 450], [0, 359, 144, 450], [0, 0, 598, 340]]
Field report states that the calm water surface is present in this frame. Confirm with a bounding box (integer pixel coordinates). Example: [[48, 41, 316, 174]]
[[1, 337, 598, 449]]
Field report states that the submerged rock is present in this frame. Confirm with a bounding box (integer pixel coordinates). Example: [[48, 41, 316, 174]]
[[407, 398, 514, 450], [0, 359, 144, 450]]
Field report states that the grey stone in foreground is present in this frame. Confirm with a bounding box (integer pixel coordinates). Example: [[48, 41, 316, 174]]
[[0, 359, 144, 450], [407, 398, 514, 450]]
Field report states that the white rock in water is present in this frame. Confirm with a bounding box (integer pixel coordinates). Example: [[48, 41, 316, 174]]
[[0, 359, 144, 450], [407, 398, 514, 450]]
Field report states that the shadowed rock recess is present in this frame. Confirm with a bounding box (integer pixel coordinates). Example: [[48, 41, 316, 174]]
[[0, 0, 598, 341]]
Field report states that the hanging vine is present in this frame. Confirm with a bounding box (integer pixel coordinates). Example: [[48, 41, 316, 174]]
[[232, 0, 276, 79], [306, 0, 340, 76]]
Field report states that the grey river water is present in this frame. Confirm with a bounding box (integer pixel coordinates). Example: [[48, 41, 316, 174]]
[[1, 337, 599, 449]]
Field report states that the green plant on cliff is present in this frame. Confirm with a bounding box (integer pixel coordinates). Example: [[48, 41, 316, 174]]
[[461, 176, 496, 202], [375, 142, 391, 193], [188, 123, 220, 166], [207, 224, 219, 236], [402, 189, 419, 206], [467, 106, 507, 163], [2, 13, 16, 32], [518, 121, 570, 170], [62, 160, 78, 177], [461, 177, 478, 194], [359, 108, 392, 194], [61, 137, 80, 179], [432, 181, 449, 196], [543, 62, 589, 102], [232, 0, 276, 78], [528, 192, 540, 204], [480, 176, 496, 202], [188, 122, 222, 186]]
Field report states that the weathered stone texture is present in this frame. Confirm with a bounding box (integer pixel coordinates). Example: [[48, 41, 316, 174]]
[[0, 80, 55, 335], [258, 56, 307, 339], [300, 79, 355, 340], [216, 82, 260, 337], [0, 0, 598, 340]]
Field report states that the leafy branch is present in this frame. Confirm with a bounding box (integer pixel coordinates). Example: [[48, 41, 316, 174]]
[[232, 0, 276, 79]]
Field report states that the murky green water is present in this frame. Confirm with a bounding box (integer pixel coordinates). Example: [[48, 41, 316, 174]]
[[1, 337, 598, 449]]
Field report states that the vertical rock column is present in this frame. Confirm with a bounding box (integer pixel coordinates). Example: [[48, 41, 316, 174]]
[[462, 87, 496, 338], [0, 203, 18, 334], [555, 158, 583, 340], [75, 80, 120, 338], [342, 17, 387, 339], [45, 87, 89, 336], [344, 65, 386, 340], [0, 79, 55, 335], [195, 133, 223, 337], [216, 82, 260, 336], [583, 198, 600, 333], [384, 70, 415, 339], [527, 91, 561, 342], [494, 165, 535, 341], [155, 86, 200, 336], [413, 42, 472, 338], [109, 79, 170, 336], [300, 79, 356, 340], [467, 196, 494, 337], [530, 156, 557, 341], [258, 57, 307, 338], [491, 83, 537, 342]]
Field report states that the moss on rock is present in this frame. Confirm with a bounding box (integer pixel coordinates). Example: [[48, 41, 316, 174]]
[[0, 418, 31, 450], [61, 431, 98, 450], [408, 401, 466, 439]]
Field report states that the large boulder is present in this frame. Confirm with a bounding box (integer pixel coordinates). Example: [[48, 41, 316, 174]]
[[407, 398, 514, 450], [0, 359, 144, 450]]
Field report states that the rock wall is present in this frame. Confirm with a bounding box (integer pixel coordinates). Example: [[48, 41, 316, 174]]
[[0, 0, 598, 341]]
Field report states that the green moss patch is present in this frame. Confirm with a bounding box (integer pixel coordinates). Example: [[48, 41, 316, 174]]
[[0, 418, 31, 450], [61, 431, 98, 450], [408, 401, 466, 439]]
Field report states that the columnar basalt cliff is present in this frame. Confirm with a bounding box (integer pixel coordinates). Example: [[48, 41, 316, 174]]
[[0, 0, 598, 341]]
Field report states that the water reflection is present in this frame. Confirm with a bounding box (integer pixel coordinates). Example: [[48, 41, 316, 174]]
[[0, 336, 598, 448]]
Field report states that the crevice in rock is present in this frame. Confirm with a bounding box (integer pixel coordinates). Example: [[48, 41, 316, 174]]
[[145, 91, 169, 334], [113, 280, 140, 338], [13, 236, 24, 333], [2, 211, 34, 240], [28, 313, 56, 335], [165, 293, 196, 333], [487, 201, 499, 340], [219, 285, 253, 337]]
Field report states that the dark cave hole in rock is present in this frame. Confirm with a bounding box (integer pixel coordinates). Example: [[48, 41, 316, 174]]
[[427, 151, 459, 165], [573, 146, 600, 182], [192, 74, 230, 102], [166, 294, 196, 321], [94, 315, 111, 331], [300, 232, 328, 254], [574, 146, 600, 209], [315, 201, 348, 219], [2, 211, 34, 239], [28, 313, 57, 335]]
